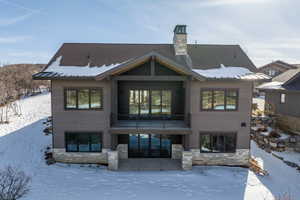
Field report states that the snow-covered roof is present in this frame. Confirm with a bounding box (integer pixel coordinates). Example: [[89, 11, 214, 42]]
[[34, 56, 266, 81], [193, 64, 254, 79], [257, 81, 284, 90], [42, 56, 123, 77]]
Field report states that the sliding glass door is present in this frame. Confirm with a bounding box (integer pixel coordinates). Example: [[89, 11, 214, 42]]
[[128, 134, 172, 158], [129, 89, 171, 118]]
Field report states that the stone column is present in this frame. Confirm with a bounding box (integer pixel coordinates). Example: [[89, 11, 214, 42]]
[[117, 144, 128, 159], [172, 144, 183, 159], [108, 151, 118, 171], [182, 151, 193, 170]]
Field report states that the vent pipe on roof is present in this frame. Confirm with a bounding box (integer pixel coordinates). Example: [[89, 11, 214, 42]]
[[173, 25, 187, 56]]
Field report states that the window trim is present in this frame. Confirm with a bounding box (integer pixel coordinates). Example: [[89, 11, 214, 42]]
[[64, 88, 103, 111], [280, 93, 286, 104], [128, 89, 172, 117], [200, 88, 239, 111], [65, 132, 102, 153], [200, 132, 237, 153]]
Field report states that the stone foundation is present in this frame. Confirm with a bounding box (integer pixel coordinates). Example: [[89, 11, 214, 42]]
[[53, 148, 108, 164], [172, 144, 183, 159], [277, 114, 300, 134], [117, 144, 128, 159], [192, 149, 250, 167], [108, 151, 118, 171], [182, 151, 193, 170]]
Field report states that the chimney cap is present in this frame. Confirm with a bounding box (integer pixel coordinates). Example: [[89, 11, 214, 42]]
[[174, 25, 187, 34]]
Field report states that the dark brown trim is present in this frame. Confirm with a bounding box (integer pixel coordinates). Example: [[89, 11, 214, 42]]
[[109, 128, 192, 135], [200, 88, 239, 112], [199, 132, 237, 153], [112, 75, 188, 81], [63, 87, 103, 111], [65, 132, 103, 153]]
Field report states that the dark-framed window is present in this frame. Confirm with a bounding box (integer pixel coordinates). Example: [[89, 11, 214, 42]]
[[64, 88, 103, 110], [129, 89, 171, 116], [200, 132, 237, 153], [65, 132, 102, 152], [201, 89, 238, 111]]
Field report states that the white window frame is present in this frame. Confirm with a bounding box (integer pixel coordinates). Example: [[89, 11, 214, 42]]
[[280, 93, 286, 103]]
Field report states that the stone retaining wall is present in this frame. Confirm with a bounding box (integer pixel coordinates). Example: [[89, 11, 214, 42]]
[[53, 148, 108, 164], [108, 151, 118, 170], [182, 151, 193, 170], [117, 144, 128, 159], [192, 149, 250, 166], [172, 144, 183, 159]]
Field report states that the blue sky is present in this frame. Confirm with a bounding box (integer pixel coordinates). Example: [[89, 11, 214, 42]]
[[0, 0, 299, 67]]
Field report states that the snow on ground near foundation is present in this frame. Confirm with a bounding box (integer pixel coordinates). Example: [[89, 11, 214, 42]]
[[272, 151, 300, 166], [253, 96, 265, 111], [45, 56, 123, 77], [193, 64, 252, 79], [1, 94, 300, 200]]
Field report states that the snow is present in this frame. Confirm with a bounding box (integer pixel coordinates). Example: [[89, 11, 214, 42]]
[[45, 56, 123, 77], [193, 64, 252, 79], [253, 96, 265, 111], [272, 151, 300, 166], [257, 81, 284, 90], [1, 94, 300, 200], [261, 127, 273, 136]]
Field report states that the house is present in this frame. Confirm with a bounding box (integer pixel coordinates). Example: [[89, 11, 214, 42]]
[[258, 60, 298, 78], [33, 25, 264, 170], [258, 68, 300, 135]]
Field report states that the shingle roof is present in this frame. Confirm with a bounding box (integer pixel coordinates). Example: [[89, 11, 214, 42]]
[[273, 68, 300, 83], [258, 68, 300, 91], [44, 43, 257, 71], [259, 60, 298, 71]]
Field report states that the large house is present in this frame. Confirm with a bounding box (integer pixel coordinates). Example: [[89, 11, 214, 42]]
[[258, 68, 300, 136], [34, 25, 263, 170], [258, 60, 298, 78]]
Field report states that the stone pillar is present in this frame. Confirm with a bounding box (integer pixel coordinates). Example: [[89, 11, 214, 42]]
[[117, 144, 128, 159], [182, 151, 193, 170], [108, 151, 118, 171], [172, 144, 183, 159]]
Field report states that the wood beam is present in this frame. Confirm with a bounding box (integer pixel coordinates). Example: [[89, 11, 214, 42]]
[[112, 75, 188, 81]]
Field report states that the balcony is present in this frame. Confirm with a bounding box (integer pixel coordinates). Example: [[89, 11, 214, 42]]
[[109, 114, 191, 135]]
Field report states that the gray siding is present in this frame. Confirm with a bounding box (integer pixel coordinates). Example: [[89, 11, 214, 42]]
[[188, 80, 252, 149], [51, 79, 252, 151], [265, 91, 300, 117], [52, 80, 111, 148]]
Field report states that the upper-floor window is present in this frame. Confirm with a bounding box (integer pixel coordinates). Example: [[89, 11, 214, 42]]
[[65, 88, 103, 110], [268, 69, 277, 76], [200, 132, 237, 153], [65, 132, 102, 152], [280, 93, 286, 103], [129, 89, 171, 116], [201, 89, 238, 111]]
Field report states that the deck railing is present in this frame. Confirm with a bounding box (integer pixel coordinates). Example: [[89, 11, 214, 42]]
[[110, 113, 190, 128]]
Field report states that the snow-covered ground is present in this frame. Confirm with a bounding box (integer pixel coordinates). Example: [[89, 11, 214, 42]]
[[253, 96, 265, 111], [1, 93, 300, 200]]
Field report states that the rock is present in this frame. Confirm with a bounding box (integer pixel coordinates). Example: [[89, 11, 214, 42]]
[[284, 161, 299, 168]]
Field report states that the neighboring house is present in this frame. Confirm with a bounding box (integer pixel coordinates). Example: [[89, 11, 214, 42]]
[[258, 60, 298, 78], [258, 68, 300, 134], [33, 25, 263, 169]]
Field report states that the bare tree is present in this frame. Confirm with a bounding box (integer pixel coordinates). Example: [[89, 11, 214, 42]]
[[0, 166, 31, 200]]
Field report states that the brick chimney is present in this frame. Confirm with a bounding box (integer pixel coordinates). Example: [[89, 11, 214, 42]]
[[173, 25, 187, 55]]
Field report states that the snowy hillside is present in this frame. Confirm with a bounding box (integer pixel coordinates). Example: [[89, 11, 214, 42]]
[[0, 93, 299, 200]]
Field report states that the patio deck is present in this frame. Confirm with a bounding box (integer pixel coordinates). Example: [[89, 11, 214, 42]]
[[118, 158, 182, 171]]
